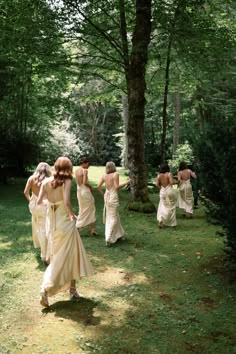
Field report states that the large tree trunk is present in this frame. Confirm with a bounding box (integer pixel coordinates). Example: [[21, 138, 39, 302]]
[[172, 91, 180, 157], [195, 86, 206, 130], [121, 94, 129, 169], [160, 41, 171, 163], [160, 2, 181, 163], [126, 0, 154, 211]]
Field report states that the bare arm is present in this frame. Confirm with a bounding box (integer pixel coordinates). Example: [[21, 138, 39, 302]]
[[169, 173, 177, 185], [97, 176, 105, 196], [64, 179, 77, 221], [190, 170, 196, 179], [155, 175, 160, 188], [114, 173, 130, 190], [24, 177, 33, 201]]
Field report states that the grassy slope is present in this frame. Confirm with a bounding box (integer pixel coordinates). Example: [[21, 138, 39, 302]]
[[0, 167, 235, 354]]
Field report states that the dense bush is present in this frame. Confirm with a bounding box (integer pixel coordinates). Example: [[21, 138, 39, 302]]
[[195, 119, 236, 260], [0, 132, 41, 178]]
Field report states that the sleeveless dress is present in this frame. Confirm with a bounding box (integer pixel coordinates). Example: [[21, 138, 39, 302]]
[[76, 169, 96, 229], [40, 178, 94, 297], [29, 192, 49, 261], [103, 185, 124, 244], [178, 170, 193, 214], [157, 176, 177, 227]]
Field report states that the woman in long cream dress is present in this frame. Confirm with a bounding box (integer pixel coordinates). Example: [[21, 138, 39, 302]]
[[24, 162, 51, 264], [156, 163, 177, 228], [177, 161, 196, 217], [97, 161, 130, 246], [75, 157, 97, 235], [37, 157, 94, 307]]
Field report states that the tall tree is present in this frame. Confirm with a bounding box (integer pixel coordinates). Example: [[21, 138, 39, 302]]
[[53, 0, 155, 211], [126, 0, 152, 206], [172, 91, 180, 157]]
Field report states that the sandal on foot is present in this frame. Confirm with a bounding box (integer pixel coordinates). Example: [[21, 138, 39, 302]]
[[69, 287, 81, 300], [91, 230, 98, 236], [40, 291, 49, 308]]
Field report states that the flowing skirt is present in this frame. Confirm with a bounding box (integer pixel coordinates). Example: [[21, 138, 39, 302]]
[[76, 185, 96, 229], [178, 180, 193, 214], [29, 193, 48, 261], [41, 201, 94, 297], [103, 188, 124, 243], [157, 185, 177, 227]]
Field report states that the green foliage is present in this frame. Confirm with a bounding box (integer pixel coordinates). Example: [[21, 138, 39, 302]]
[[168, 142, 194, 175], [195, 118, 236, 260], [0, 131, 40, 176], [0, 0, 70, 172], [67, 80, 122, 165], [41, 120, 81, 165]]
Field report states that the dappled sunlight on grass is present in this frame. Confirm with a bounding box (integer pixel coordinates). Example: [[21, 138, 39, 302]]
[[0, 177, 235, 354]]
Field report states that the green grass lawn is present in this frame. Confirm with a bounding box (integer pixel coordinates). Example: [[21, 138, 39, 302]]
[[0, 168, 235, 354]]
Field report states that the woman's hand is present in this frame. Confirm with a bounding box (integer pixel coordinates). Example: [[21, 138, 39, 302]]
[[70, 214, 77, 222]]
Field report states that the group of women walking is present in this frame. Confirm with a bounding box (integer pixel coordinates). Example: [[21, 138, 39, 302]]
[[24, 157, 196, 308], [156, 161, 197, 228], [24, 156, 129, 307]]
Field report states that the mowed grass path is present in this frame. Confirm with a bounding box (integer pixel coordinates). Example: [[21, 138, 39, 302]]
[[0, 166, 235, 354]]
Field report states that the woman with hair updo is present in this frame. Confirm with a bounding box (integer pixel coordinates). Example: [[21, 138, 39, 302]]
[[24, 162, 51, 265], [97, 161, 130, 246], [75, 156, 97, 235], [37, 157, 94, 307], [177, 161, 196, 217], [155, 163, 177, 228]]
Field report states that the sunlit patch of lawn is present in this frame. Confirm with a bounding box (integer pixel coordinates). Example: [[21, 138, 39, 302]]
[[0, 174, 235, 354]]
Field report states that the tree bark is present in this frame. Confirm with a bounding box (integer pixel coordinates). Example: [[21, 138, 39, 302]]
[[126, 0, 153, 207], [172, 91, 180, 157], [160, 38, 171, 163], [121, 94, 129, 169], [160, 1, 181, 163]]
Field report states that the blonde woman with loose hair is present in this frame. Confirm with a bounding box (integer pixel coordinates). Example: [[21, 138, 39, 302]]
[[37, 157, 94, 307], [97, 161, 130, 246], [24, 162, 51, 264], [105, 161, 116, 174]]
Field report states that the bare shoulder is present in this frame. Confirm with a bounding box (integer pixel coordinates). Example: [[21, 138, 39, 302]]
[[75, 167, 82, 175], [28, 175, 34, 183]]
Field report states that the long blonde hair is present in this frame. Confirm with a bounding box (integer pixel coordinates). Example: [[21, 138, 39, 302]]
[[105, 161, 116, 174], [34, 162, 51, 186]]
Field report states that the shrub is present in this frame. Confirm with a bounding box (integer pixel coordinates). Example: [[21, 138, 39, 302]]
[[195, 119, 236, 260]]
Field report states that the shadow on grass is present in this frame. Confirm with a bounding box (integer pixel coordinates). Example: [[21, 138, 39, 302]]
[[1, 178, 236, 354], [42, 297, 101, 326]]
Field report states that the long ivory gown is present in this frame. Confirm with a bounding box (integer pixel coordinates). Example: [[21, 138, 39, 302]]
[[29, 193, 49, 261], [178, 179, 193, 214], [157, 185, 177, 227], [103, 187, 124, 244], [76, 184, 96, 229], [40, 178, 94, 297]]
